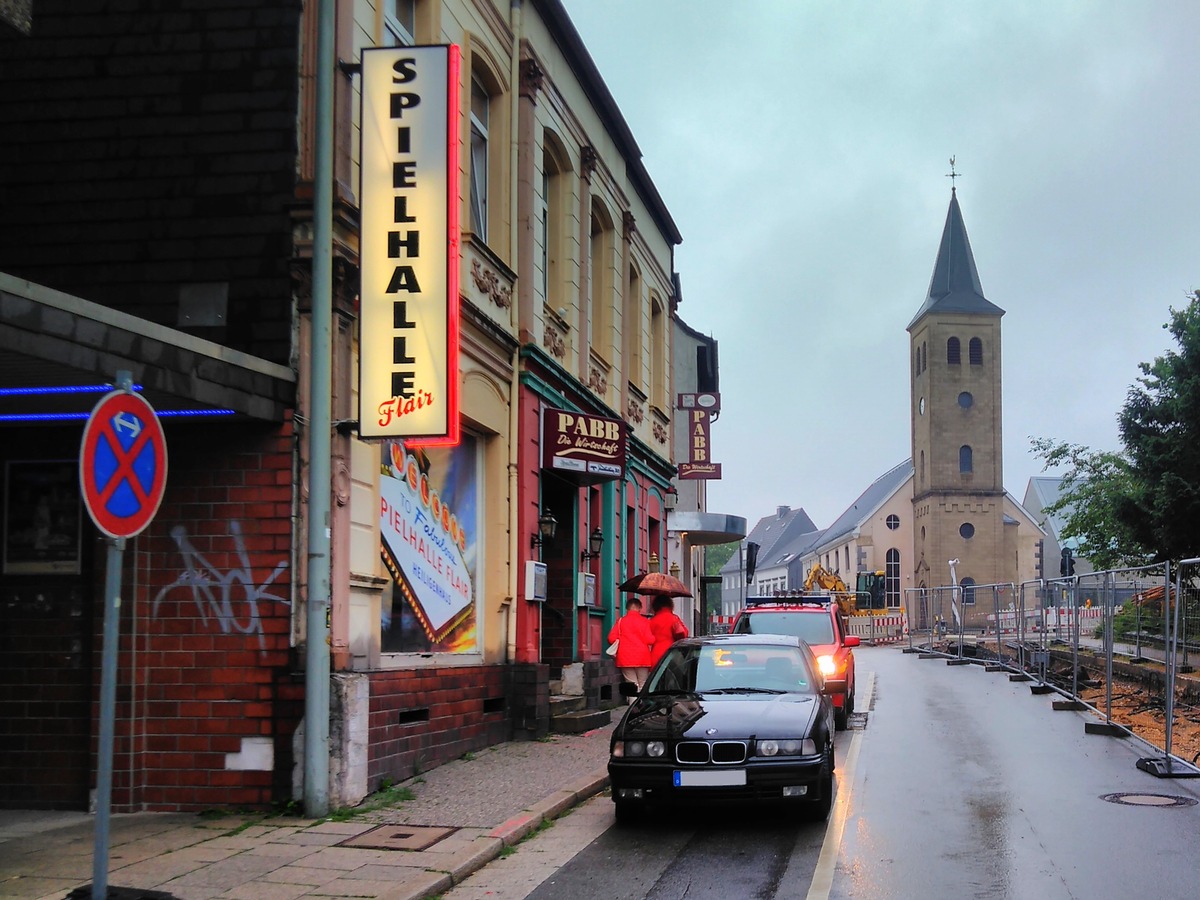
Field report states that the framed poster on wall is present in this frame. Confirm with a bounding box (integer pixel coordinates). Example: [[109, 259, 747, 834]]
[[3, 460, 82, 575]]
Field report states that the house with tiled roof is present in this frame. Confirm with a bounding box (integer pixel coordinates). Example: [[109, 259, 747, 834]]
[[718, 505, 817, 615]]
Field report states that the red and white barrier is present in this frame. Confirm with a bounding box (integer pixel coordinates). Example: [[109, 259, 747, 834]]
[[846, 614, 907, 644]]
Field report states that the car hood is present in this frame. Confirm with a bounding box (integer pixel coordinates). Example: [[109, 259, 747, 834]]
[[617, 692, 820, 741]]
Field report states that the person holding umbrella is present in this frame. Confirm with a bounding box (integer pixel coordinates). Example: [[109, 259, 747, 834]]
[[617, 570, 693, 671], [608, 596, 655, 697], [648, 595, 689, 668]]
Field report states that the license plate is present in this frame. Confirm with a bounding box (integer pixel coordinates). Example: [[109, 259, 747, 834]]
[[674, 769, 747, 787]]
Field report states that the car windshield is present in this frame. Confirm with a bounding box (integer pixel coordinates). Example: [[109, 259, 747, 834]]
[[736, 611, 835, 644], [646, 644, 815, 695]]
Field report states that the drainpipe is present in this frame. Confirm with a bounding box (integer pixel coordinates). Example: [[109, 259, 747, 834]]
[[505, 0, 525, 662], [304, 0, 334, 818]]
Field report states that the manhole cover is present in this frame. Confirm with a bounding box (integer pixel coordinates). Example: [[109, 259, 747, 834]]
[[1100, 792, 1197, 808], [339, 824, 458, 850]]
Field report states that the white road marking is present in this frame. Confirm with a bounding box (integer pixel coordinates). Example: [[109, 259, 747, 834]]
[[806, 669, 872, 899]]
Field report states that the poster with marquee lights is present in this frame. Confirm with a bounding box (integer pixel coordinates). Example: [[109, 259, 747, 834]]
[[359, 45, 461, 444]]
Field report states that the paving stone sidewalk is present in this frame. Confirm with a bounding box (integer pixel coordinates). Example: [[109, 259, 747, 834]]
[[0, 713, 617, 900]]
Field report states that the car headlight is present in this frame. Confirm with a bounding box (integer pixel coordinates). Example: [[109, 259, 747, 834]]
[[756, 738, 818, 757], [612, 740, 665, 759], [817, 654, 836, 676]]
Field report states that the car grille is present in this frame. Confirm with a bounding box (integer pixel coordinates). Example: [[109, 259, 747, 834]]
[[675, 740, 747, 765]]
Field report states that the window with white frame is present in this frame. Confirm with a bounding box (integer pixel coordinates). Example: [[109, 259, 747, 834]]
[[886, 548, 901, 608], [384, 0, 416, 45], [589, 199, 614, 361], [626, 262, 643, 386], [650, 293, 665, 407], [469, 74, 489, 240]]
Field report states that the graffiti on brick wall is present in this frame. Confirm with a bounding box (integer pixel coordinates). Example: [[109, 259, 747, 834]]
[[152, 521, 289, 650]]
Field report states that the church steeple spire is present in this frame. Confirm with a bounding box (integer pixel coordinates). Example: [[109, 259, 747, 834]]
[[907, 190, 1004, 330]]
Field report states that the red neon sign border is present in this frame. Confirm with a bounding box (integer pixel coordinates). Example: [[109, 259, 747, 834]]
[[409, 43, 461, 448]]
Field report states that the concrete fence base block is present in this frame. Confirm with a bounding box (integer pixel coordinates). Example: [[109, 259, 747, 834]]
[[1009, 673, 1031, 682], [917, 653, 940, 659], [946, 659, 971, 666], [1085, 722, 1128, 737], [984, 665, 1006, 672], [1053, 700, 1087, 711], [1030, 684, 1054, 694]]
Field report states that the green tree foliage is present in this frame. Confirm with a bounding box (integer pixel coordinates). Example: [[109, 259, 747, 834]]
[[1029, 439, 1150, 570], [1117, 293, 1200, 563], [1033, 290, 1200, 567], [705, 541, 738, 577]]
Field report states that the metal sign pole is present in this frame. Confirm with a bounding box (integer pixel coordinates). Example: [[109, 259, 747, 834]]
[[92, 536, 125, 900]]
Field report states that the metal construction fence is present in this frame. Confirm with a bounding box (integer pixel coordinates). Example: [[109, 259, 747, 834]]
[[901, 564, 1200, 778]]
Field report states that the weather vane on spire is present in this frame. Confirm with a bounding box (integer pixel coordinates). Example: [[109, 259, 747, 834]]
[[946, 156, 961, 191]]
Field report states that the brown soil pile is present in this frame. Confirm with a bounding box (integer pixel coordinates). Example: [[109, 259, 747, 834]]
[[1080, 678, 1200, 764]]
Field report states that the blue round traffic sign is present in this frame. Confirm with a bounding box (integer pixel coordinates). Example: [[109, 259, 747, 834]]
[[79, 390, 168, 539]]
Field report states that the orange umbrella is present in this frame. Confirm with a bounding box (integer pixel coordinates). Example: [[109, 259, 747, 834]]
[[618, 571, 692, 598]]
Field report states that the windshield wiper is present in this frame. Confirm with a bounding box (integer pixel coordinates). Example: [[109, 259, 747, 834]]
[[702, 687, 787, 695]]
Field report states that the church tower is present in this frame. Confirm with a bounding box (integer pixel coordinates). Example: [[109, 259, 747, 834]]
[[908, 188, 1008, 592]]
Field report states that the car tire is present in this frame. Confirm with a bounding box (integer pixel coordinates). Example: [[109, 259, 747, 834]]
[[613, 796, 645, 826], [834, 685, 854, 731], [806, 749, 834, 822]]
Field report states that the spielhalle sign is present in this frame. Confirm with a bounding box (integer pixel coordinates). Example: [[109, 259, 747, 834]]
[[358, 45, 461, 444]]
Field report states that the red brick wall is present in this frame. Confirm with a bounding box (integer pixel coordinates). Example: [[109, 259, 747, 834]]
[[109, 418, 300, 811], [367, 666, 510, 788]]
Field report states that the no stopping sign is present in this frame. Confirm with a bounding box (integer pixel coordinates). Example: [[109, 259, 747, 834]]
[[79, 390, 168, 539]]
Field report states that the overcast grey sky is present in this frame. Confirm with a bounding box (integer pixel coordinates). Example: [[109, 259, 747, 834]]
[[560, 0, 1200, 530]]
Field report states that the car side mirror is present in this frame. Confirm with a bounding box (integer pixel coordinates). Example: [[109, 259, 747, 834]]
[[619, 681, 639, 697], [844, 635, 860, 648]]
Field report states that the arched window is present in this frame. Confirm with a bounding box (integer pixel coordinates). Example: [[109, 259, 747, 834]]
[[649, 292, 666, 407], [541, 131, 570, 309], [947, 337, 961, 365], [626, 262, 643, 387], [469, 73, 491, 240], [589, 198, 615, 361], [921, 342, 927, 372], [914, 347, 920, 376], [960, 577, 976, 606], [959, 445, 973, 473], [920, 450, 925, 485], [969, 337, 983, 365], [885, 548, 901, 608]]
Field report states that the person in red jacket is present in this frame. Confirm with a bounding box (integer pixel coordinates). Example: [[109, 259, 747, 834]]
[[608, 596, 655, 696], [647, 595, 689, 669]]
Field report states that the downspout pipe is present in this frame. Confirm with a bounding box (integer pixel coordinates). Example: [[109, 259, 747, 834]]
[[304, 0, 334, 818]]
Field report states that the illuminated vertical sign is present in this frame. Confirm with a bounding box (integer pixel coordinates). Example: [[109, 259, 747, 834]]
[[359, 45, 461, 443]]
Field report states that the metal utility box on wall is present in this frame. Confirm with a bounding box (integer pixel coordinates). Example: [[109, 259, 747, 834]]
[[576, 572, 596, 607], [525, 561, 547, 601]]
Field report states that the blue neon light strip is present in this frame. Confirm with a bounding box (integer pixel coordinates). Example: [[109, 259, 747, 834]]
[[0, 409, 236, 422], [0, 383, 144, 397]]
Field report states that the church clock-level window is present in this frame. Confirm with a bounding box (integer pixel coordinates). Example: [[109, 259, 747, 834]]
[[947, 336, 961, 365], [959, 445, 972, 473]]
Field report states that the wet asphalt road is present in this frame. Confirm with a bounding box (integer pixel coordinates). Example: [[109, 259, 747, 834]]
[[446, 646, 1200, 900]]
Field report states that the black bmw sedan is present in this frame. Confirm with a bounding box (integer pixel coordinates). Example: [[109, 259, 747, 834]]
[[608, 634, 837, 823]]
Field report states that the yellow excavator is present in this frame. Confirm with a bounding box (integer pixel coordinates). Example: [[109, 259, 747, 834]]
[[802, 565, 859, 616]]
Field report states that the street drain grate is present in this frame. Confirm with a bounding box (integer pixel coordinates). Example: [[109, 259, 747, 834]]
[[338, 824, 459, 851], [1100, 792, 1197, 808]]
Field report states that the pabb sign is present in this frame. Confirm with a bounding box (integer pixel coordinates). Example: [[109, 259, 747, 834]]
[[542, 408, 626, 482], [359, 45, 461, 444], [677, 392, 722, 480]]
